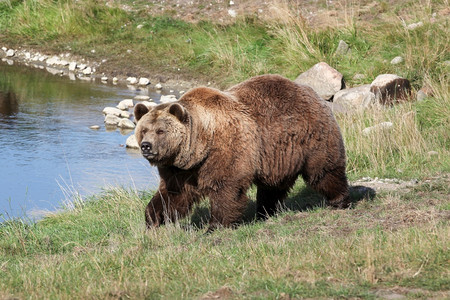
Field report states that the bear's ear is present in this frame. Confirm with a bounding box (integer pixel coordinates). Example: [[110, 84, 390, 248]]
[[168, 103, 188, 123], [134, 103, 149, 122]]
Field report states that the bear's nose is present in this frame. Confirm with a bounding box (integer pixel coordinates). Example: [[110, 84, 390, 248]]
[[140, 142, 152, 152]]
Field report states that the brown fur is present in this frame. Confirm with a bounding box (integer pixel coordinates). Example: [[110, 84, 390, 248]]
[[134, 74, 349, 231]]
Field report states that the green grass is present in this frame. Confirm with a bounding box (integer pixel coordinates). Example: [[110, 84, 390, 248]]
[[1, 179, 449, 298], [0, 0, 449, 298]]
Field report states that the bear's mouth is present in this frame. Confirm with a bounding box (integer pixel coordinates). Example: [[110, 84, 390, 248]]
[[142, 151, 158, 160]]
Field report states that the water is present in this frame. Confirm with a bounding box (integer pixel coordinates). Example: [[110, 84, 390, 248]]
[[0, 62, 168, 220]]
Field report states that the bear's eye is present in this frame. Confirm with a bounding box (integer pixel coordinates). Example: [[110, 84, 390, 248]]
[[156, 129, 165, 135]]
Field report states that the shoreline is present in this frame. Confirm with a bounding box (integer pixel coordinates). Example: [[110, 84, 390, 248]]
[[0, 46, 208, 92]]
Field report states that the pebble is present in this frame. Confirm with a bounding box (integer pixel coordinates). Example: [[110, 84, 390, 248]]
[[390, 56, 404, 65], [6, 49, 15, 57], [89, 125, 100, 130], [68, 62, 77, 71], [118, 118, 136, 129], [101, 76, 108, 82], [134, 95, 151, 101], [127, 77, 138, 84], [82, 67, 92, 75], [155, 83, 163, 90], [138, 77, 150, 86]]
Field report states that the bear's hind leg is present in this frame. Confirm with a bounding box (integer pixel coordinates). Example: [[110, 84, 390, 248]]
[[256, 185, 290, 220], [303, 166, 350, 209]]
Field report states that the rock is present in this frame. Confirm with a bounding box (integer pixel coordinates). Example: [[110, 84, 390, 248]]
[[117, 99, 134, 110], [416, 90, 427, 101], [127, 77, 138, 84], [104, 114, 121, 126], [126, 134, 140, 149], [118, 118, 136, 129], [160, 95, 177, 103], [102, 107, 130, 118], [82, 67, 92, 75], [89, 125, 100, 130], [362, 122, 393, 136], [427, 151, 438, 156], [333, 84, 375, 110], [370, 74, 412, 105], [138, 77, 150, 86], [46, 56, 60, 65], [155, 83, 163, 90], [294, 62, 345, 101], [59, 59, 69, 66], [6, 49, 15, 57], [335, 40, 350, 56], [228, 9, 237, 17], [68, 62, 77, 71], [24, 52, 31, 59], [390, 56, 404, 65], [137, 24, 144, 29], [101, 76, 108, 82], [77, 63, 87, 70], [112, 77, 118, 83], [1, 47, 6, 51], [134, 95, 150, 101], [353, 73, 366, 80], [406, 21, 423, 30], [142, 101, 157, 108]]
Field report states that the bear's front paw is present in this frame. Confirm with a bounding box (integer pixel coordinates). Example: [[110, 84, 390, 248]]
[[145, 206, 163, 229]]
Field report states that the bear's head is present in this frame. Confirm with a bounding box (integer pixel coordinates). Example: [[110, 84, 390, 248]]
[[134, 102, 189, 167]]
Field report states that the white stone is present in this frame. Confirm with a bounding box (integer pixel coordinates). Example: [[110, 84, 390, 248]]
[[68, 62, 77, 71], [362, 122, 394, 136], [24, 52, 31, 59], [118, 119, 136, 129], [333, 85, 375, 110], [89, 125, 100, 130], [6, 49, 15, 57], [406, 21, 423, 30], [390, 56, 404, 65], [78, 63, 87, 70], [46, 56, 60, 65], [160, 95, 177, 103], [118, 99, 134, 109], [112, 77, 118, 83], [104, 114, 121, 126], [155, 83, 163, 90], [59, 59, 69, 66], [1, 47, 6, 51], [228, 9, 237, 17], [137, 24, 144, 29], [294, 62, 344, 101], [142, 101, 157, 108], [82, 67, 92, 75], [127, 77, 138, 84], [138, 77, 150, 86], [126, 134, 140, 149], [101, 76, 108, 82], [103, 107, 130, 118], [370, 74, 400, 87], [134, 95, 151, 101]]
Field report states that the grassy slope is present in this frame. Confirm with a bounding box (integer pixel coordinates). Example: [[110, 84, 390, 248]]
[[0, 0, 449, 298]]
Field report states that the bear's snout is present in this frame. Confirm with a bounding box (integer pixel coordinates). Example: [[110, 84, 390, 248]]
[[140, 141, 157, 158]]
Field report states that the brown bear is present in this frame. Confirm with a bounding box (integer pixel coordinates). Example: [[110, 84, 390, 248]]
[[134, 74, 349, 231]]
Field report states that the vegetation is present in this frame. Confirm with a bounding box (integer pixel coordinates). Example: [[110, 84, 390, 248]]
[[0, 0, 449, 298]]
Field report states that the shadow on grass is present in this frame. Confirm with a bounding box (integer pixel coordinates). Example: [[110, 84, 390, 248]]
[[189, 184, 376, 229]]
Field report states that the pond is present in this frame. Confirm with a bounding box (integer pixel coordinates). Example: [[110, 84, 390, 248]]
[[0, 62, 172, 220]]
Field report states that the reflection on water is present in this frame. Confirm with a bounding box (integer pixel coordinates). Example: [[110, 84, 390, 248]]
[[0, 62, 165, 220]]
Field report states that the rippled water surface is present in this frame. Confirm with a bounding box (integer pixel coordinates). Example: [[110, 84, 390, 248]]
[[0, 62, 165, 219]]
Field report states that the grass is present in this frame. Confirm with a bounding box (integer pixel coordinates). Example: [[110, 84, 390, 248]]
[[0, 179, 449, 298], [0, 0, 449, 298]]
